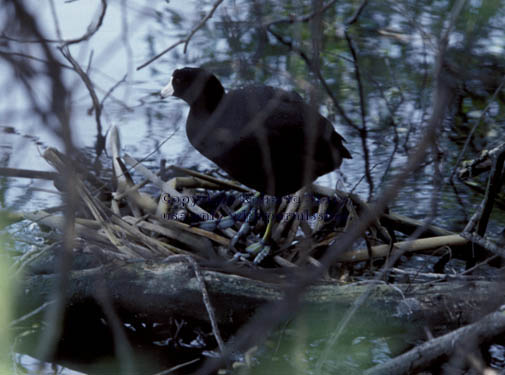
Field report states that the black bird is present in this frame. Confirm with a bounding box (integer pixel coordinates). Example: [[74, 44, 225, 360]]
[[161, 67, 351, 197]]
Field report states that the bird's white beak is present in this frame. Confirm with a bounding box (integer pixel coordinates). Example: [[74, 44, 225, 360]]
[[160, 77, 174, 98]]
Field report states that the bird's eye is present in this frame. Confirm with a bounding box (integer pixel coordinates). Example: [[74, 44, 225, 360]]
[[173, 77, 181, 84]]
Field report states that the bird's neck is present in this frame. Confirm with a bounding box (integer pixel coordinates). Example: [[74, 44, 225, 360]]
[[185, 76, 225, 151], [191, 77, 225, 114], [186, 90, 224, 151]]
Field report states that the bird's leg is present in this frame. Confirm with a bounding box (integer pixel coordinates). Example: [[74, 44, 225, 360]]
[[226, 193, 269, 262], [229, 198, 261, 248], [230, 207, 262, 262], [245, 210, 274, 264], [230, 194, 280, 263]]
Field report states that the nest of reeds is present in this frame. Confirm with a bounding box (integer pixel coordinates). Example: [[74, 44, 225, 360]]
[[32, 144, 369, 270], [16, 127, 469, 280], [14, 146, 470, 294]]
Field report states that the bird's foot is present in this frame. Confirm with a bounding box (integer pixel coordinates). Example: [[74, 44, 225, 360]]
[[229, 207, 260, 248], [245, 240, 271, 264], [230, 239, 271, 264], [195, 198, 257, 232], [231, 251, 250, 262], [195, 215, 235, 231]]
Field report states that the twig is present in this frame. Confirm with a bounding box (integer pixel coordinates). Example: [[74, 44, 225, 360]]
[[151, 358, 200, 375], [450, 76, 505, 181], [266, 27, 358, 131], [136, 39, 185, 71], [10, 301, 55, 327], [2, 0, 107, 46], [10, 242, 60, 276], [463, 200, 485, 233], [388, 268, 484, 282], [477, 144, 505, 236], [345, 0, 369, 25], [48, 0, 62, 40], [262, 0, 338, 27], [182, 0, 223, 54], [461, 254, 499, 275], [121, 128, 179, 177], [457, 142, 505, 180], [460, 232, 505, 258], [136, 0, 224, 70], [0, 167, 58, 180], [109, 126, 142, 217], [364, 309, 505, 375], [101, 74, 127, 109], [59, 46, 104, 146], [60, 0, 107, 46], [165, 255, 225, 355], [344, 29, 374, 199], [120, 0, 134, 101]]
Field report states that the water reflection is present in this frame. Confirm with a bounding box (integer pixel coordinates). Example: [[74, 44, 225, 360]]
[[3, 0, 505, 373], [14, 353, 87, 375]]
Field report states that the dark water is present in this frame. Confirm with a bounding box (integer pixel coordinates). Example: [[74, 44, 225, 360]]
[[2, 0, 505, 373]]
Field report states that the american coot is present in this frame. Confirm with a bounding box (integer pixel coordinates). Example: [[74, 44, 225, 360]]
[[161, 67, 351, 197]]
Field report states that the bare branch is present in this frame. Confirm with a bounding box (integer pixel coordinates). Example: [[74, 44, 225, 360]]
[[345, 0, 369, 26], [365, 309, 505, 375], [450, 75, 505, 181], [266, 27, 359, 131], [344, 30, 374, 199], [59, 46, 104, 148], [136, 0, 224, 70], [1, 0, 107, 46], [262, 0, 338, 28]]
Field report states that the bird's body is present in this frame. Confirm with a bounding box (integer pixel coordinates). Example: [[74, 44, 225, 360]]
[[161, 67, 351, 196]]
